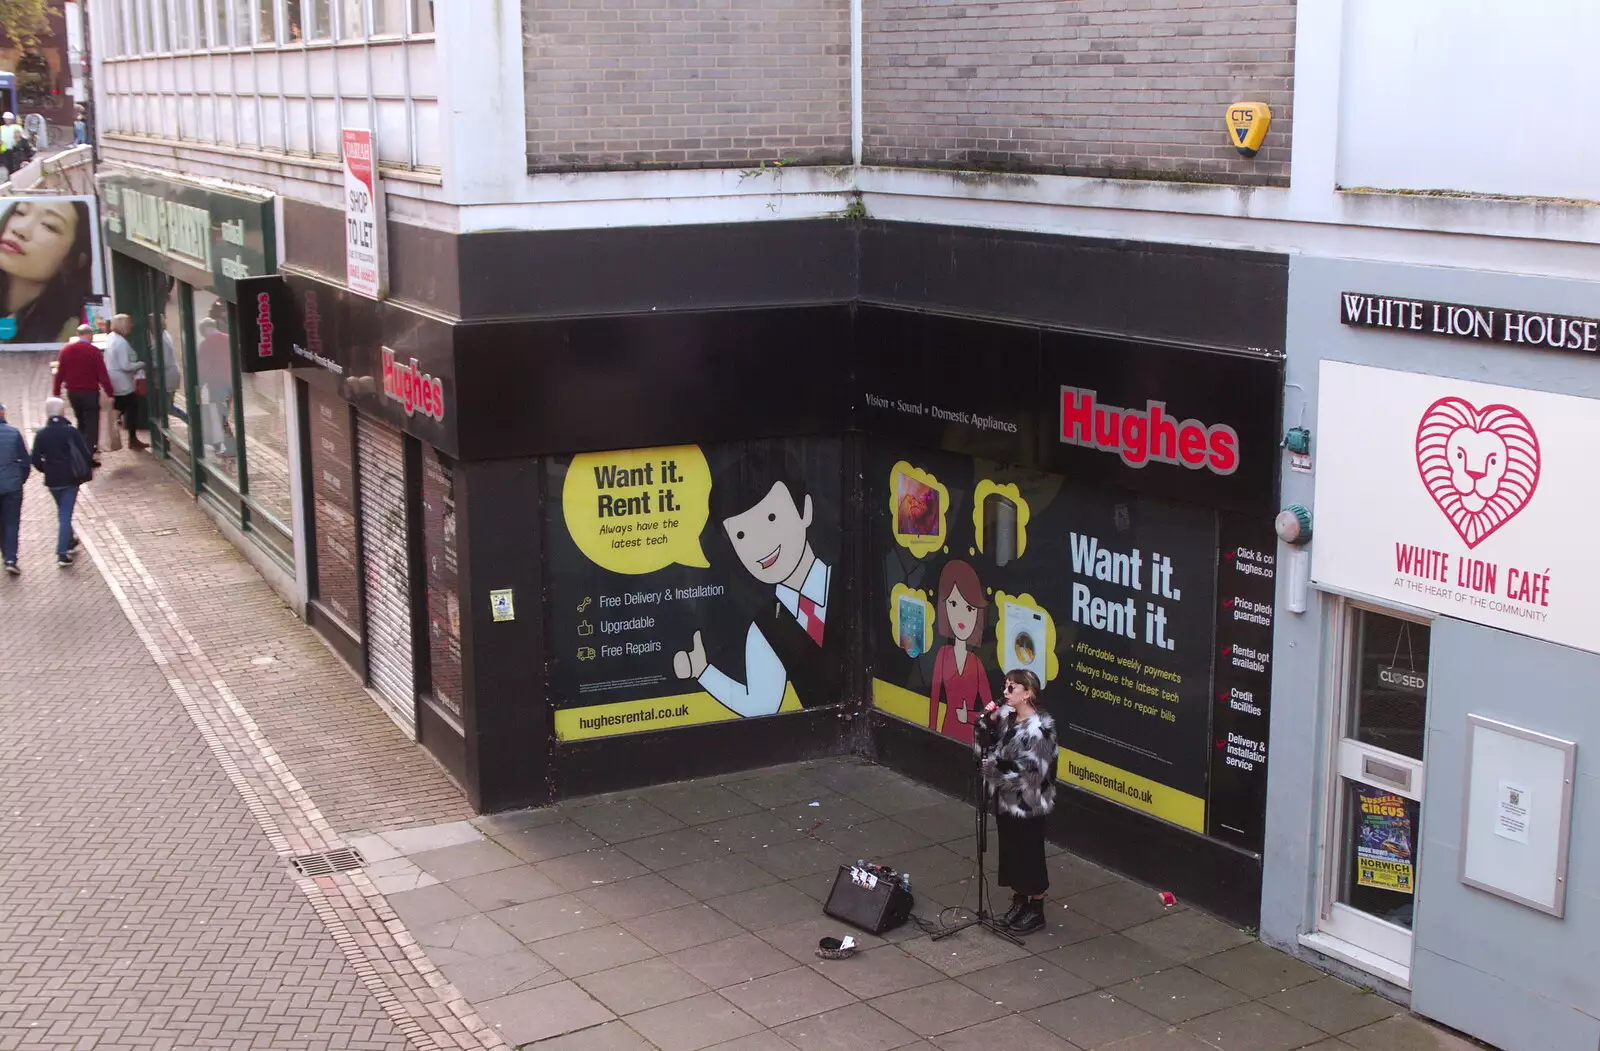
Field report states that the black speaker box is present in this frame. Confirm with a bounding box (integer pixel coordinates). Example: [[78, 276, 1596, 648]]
[[823, 866, 914, 934]]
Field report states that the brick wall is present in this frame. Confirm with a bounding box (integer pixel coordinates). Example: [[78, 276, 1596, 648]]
[[863, 0, 1295, 186], [524, 0, 852, 173]]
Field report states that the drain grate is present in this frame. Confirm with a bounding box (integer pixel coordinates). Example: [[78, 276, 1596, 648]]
[[289, 847, 365, 877]]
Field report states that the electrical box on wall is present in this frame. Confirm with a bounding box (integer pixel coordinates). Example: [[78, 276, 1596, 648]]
[[1226, 103, 1272, 157]]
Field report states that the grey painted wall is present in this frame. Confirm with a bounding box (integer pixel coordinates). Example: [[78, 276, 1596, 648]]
[[1263, 254, 1600, 1046], [1417, 620, 1600, 1051]]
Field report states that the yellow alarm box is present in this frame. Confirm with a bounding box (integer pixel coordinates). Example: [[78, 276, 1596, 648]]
[[1226, 102, 1271, 157]]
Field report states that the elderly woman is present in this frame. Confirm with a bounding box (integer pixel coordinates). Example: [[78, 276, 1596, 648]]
[[979, 668, 1058, 935]]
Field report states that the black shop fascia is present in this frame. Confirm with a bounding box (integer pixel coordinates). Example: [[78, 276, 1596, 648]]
[[858, 309, 1283, 925]]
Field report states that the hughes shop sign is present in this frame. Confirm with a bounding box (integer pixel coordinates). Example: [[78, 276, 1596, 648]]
[[1313, 361, 1600, 655]]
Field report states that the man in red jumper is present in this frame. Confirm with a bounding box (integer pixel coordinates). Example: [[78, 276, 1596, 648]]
[[53, 324, 114, 468]]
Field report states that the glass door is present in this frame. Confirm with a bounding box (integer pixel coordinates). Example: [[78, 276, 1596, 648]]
[[1319, 603, 1430, 981]]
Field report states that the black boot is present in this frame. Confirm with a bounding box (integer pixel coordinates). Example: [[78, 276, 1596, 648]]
[[1008, 898, 1046, 935], [998, 893, 1028, 927]]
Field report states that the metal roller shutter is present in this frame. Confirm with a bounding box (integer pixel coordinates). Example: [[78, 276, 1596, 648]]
[[356, 414, 415, 730]]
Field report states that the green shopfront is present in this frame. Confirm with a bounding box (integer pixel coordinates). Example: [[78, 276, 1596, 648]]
[[98, 168, 297, 576]]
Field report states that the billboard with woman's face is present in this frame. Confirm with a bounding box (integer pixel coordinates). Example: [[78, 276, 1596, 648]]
[[0, 196, 103, 350]]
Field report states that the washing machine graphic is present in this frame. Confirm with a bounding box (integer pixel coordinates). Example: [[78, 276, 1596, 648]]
[[1000, 601, 1048, 683]]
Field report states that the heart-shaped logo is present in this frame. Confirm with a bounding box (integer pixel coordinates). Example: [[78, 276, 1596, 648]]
[[1415, 397, 1541, 549]]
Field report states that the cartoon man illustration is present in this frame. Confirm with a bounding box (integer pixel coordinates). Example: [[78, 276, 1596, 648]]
[[673, 448, 831, 717]]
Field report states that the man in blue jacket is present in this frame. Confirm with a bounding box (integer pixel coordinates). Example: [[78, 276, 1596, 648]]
[[0, 401, 29, 574], [30, 397, 93, 567]]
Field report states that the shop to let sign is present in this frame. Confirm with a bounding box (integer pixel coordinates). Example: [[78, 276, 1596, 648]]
[[342, 128, 386, 300], [1313, 362, 1600, 655]]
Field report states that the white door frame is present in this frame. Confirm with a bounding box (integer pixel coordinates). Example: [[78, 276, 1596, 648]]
[[1309, 596, 1431, 986]]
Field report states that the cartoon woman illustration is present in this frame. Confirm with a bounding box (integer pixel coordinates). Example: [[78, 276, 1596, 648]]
[[0, 199, 93, 345], [928, 559, 993, 746]]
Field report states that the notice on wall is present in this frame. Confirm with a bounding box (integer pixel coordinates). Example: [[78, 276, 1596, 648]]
[[1495, 780, 1532, 844], [1356, 787, 1416, 894], [547, 439, 846, 740], [308, 385, 361, 635], [421, 449, 462, 720], [868, 443, 1222, 835], [342, 128, 386, 300]]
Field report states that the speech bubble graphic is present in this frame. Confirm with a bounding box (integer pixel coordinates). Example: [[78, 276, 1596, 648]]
[[889, 461, 948, 557], [564, 444, 712, 574], [993, 590, 1060, 684], [972, 479, 1031, 564]]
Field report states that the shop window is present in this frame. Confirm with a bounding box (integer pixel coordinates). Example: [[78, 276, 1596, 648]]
[[339, 0, 363, 38], [240, 371, 292, 531], [256, 0, 277, 43], [173, 0, 193, 49], [16, 55, 53, 111], [232, 0, 251, 45], [192, 288, 237, 485], [421, 448, 460, 720], [307, 383, 361, 636], [1347, 609, 1429, 761], [196, 0, 210, 48], [305, 0, 330, 38], [286, 0, 304, 43], [370, 0, 409, 35], [157, 278, 191, 451], [414, 0, 433, 33]]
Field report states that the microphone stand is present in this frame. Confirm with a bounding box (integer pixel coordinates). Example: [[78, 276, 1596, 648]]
[[933, 724, 1023, 946]]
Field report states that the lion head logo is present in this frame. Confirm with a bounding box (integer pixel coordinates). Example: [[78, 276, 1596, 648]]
[[1415, 397, 1540, 548]]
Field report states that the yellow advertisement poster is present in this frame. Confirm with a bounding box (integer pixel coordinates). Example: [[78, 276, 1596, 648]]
[[1355, 788, 1415, 894], [549, 440, 844, 740]]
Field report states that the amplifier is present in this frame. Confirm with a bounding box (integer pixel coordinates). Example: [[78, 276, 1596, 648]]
[[823, 865, 913, 934]]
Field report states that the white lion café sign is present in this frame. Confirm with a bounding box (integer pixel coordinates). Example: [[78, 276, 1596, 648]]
[[1313, 361, 1600, 655]]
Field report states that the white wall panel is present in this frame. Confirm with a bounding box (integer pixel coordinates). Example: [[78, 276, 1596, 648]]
[[368, 42, 406, 96], [260, 95, 284, 148], [312, 98, 340, 155], [307, 48, 338, 95], [375, 98, 407, 164], [413, 99, 439, 168], [1340, 0, 1600, 200]]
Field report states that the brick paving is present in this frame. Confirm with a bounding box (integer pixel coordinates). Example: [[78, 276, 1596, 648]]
[[0, 353, 487, 1050]]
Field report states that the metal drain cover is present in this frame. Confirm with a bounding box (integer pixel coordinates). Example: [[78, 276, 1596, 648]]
[[289, 847, 365, 877]]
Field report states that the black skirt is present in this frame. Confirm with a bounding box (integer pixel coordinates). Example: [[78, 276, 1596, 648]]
[[994, 805, 1049, 897]]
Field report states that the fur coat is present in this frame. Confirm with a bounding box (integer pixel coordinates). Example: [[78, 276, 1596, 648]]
[[978, 704, 1058, 818]]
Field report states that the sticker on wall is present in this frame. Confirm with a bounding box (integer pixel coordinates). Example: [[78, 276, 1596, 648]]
[[490, 589, 516, 622], [888, 462, 948, 557], [889, 584, 933, 659], [972, 480, 1031, 567], [563, 445, 713, 574]]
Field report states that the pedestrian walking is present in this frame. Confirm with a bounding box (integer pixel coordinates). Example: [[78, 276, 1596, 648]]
[[0, 400, 29, 575], [0, 113, 21, 176], [53, 323, 114, 466], [30, 397, 93, 567], [103, 313, 147, 450], [979, 668, 1058, 935]]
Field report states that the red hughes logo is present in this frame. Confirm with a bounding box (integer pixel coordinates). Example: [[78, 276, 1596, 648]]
[[1415, 396, 1540, 548], [254, 292, 274, 358], [1061, 386, 1239, 475], [381, 347, 446, 421]]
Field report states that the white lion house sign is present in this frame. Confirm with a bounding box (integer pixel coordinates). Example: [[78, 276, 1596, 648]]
[[1312, 361, 1600, 655]]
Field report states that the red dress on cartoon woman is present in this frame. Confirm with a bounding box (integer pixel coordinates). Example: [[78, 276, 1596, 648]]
[[928, 560, 993, 746]]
